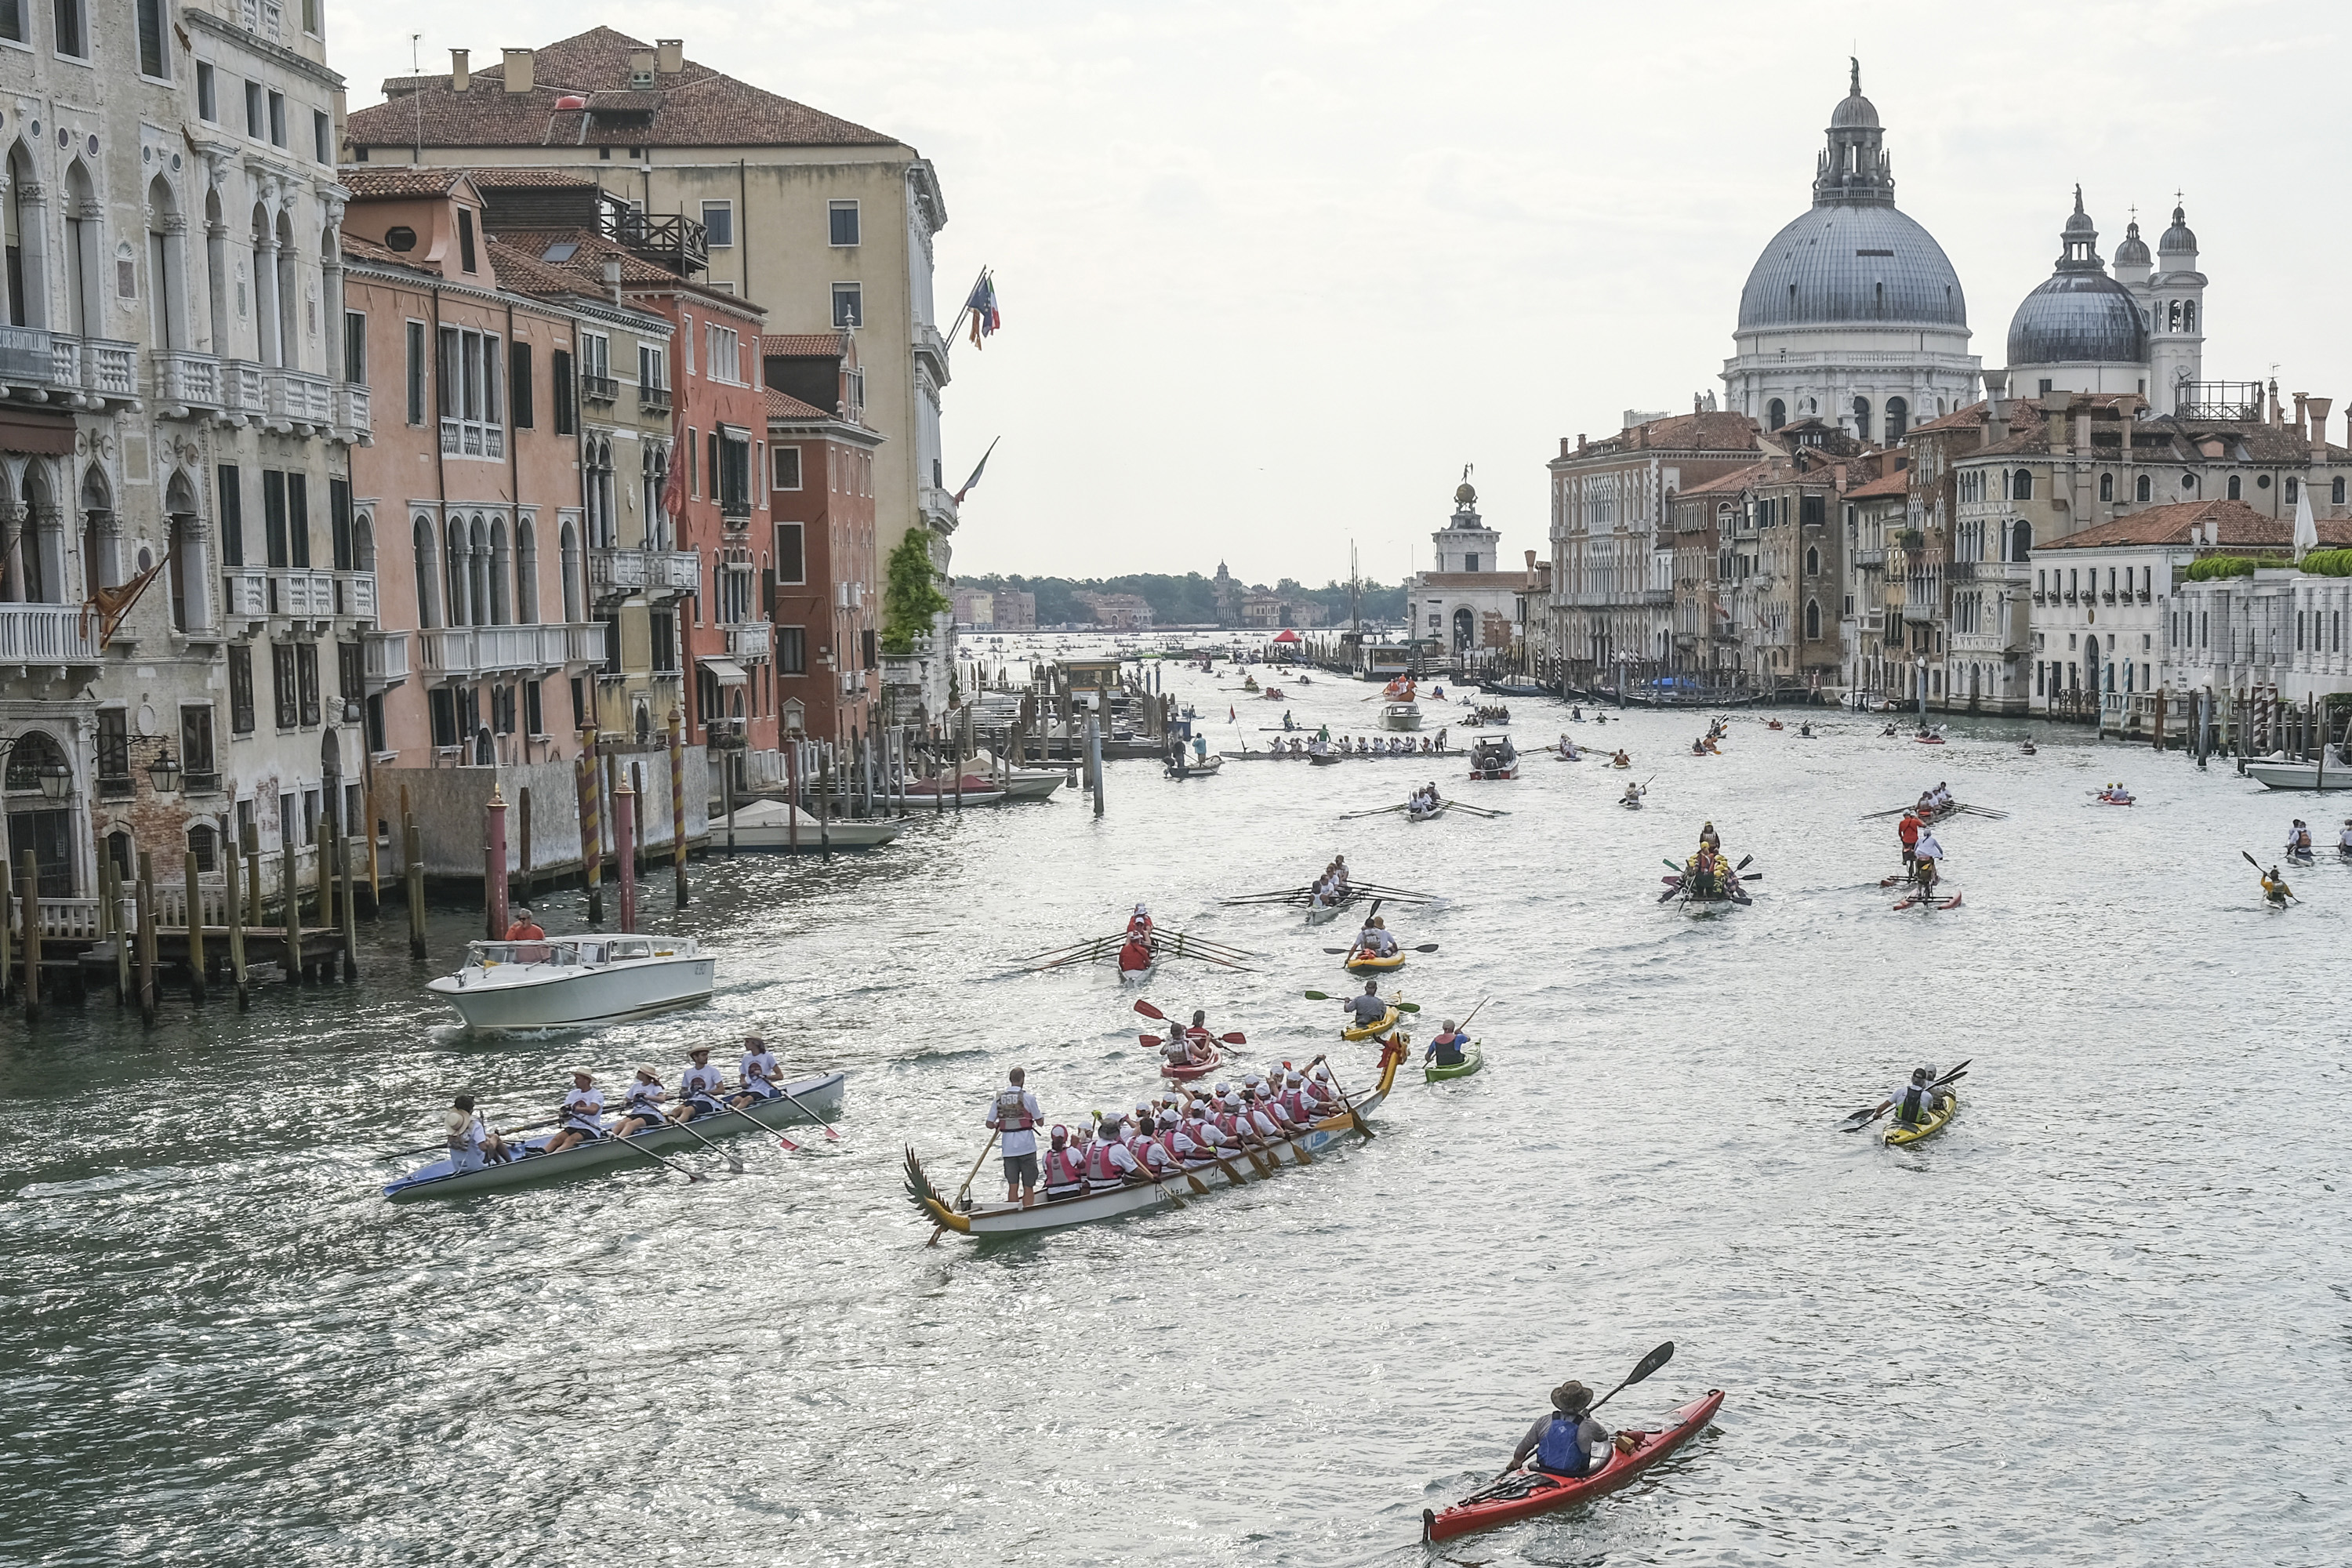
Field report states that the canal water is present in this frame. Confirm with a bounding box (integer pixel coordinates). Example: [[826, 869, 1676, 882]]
[[2, 653, 2346, 1566]]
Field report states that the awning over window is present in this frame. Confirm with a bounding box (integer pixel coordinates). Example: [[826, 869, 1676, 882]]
[[701, 658, 749, 687]]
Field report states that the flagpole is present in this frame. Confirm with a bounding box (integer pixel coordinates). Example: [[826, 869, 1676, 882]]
[[946, 264, 991, 348]]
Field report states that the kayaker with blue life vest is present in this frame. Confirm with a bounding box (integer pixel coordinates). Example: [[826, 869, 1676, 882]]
[[987, 1068, 1044, 1207], [1427, 1022, 1469, 1068], [1504, 1381, 1631, 1479]]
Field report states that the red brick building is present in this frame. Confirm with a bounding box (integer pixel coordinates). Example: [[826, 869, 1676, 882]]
[[764, 334, 883, 744]]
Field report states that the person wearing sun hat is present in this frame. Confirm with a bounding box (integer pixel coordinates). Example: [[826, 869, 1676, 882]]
[[1504, 1380, 1629, 1480], [544, 1067, 605, 1154], [612, 1066, 669, 1138], [670, 1044, 725, 1124]]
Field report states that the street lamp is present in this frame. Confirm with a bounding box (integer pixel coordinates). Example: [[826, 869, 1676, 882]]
[[145, 746, 181, 795]]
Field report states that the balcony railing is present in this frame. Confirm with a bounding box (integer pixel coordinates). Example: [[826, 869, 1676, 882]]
[[151, 349, 224, 412], [265, 367, 333, 429], [440, 418, 506, 459], [913, 321, 951, 379], [581, 373, 620, 405], [1852, 548, 1886, 568], [51, 335, 139, 403], [589, 546, 699, 596], [918, 485, 960, 532], [221, 568, 269, 620], [337, 572, 378, 621], [567, 622, 608, 665], [638, 383, 673, 416], [720, 492, 753, 523], [270, 568, 336, 618], [727, 621, 771, 662], [613, 210, 709, 278], [0, 603, 103, 665], [336, 382, 372, 437], [363, 629, 410, 688], [420, 624, 564, 678], [221, 360, 267, 421]]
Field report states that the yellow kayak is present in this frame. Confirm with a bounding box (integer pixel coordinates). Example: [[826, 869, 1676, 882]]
[[1344, 949, 1407, 975], [1341, 1004, 1399, 1041], [1884, 1089, 1958, 1147]]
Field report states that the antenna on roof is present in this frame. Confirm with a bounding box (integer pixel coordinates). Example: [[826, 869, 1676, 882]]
[[411, 34, 423, 165]]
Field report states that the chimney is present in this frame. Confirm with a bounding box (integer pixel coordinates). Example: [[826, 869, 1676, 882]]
[[656, 38, 684, 74], [602, 258, 623, 306], [1560, 437, 1573, 459], [1984, 369, 2009, 445], [2310, 397, 2334, 463], [2045, 389, 2074, 453], [503, 48, 533, 93], [2295, 391, 2309, 437], [630, 49, 656, 85], [450, 49, 470, 92]]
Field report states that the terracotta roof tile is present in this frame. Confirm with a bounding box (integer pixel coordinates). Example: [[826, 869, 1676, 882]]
[[347, 27, 897, 151], [764, 389, 832, 420], [339, 232, 420, 267], [464, 166, 597, 188], [339, 167, 474, 199], [761, 332, 850, 357], [1676, 459, 1776, 497], [488, 227, 764, 315], [2036, 499, 2352, 550], [1844, 466, 1911, 499]]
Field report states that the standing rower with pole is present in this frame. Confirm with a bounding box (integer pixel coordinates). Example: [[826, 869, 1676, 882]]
[[986, 1066, 1044, 1209]]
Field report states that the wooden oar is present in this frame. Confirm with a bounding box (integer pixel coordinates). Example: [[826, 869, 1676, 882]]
[[655, 1110, 748, 1172], [379, 1114, 560, 1162], [1309, 1052, 1376, 1142], [1339, 804, 1407, 821]]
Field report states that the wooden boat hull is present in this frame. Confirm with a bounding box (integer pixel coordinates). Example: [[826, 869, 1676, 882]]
[[384, 1071, 847, 1200], [909, 1044, 1405, 1236]]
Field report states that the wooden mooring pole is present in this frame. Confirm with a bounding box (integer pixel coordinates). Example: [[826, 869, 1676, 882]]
[[134, 851, 156, 1028], [226, 825, 249, 1010], [183, 849, 207, 1004]]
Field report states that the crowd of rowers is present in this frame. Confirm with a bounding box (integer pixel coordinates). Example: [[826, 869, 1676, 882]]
[[438, 1039, 789, 1169], [1261, 725, 1453, 758], [1407, 782, 1446, 814], [1677, 822, 1739, 895], [1308, 858, 1352, 909]]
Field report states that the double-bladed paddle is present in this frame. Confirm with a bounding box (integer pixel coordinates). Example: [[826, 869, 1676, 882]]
[[1323, 943, 1440, 955], [1302, 989, 1420, 1013], [1838, 1059, 1971, 1130], [2244, 849, 2297, 903], [1493, 1341, 1676, 1479]]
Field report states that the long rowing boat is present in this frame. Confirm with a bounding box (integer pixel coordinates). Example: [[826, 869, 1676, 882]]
[[906, 1041, 1406, 1237], [383, 1070, 848, 1201]]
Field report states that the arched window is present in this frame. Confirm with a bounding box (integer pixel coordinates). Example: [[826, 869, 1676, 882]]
[[1804, 600, 1821, 641], [488, 520, 512, 625], [187, 822, 219, 874], [517, 521, 539, 623], [354, 511, 376, 573], [1766, 398, 1786, 431], [412, 517, 440, 629], [2136, 474, 2151, 502], [444, 517, 470, 626], [1852, 397, 1871, 441], [79, 465, 116, 596], [64, 162, 101, 339], [469, 517, 492, 626], [2168, 300, 2181, 331], [2, 728, 67, 792], [2183, 301, 2195, 332], [146, 175, 185, 351], [1805, 546, 1820, 576], [559, 520, 581, 623], [1885, 396, 1908, 442], [2100, 473, 2113, 503], [6, 143, 49, 328], [2227, 474, 2241, 500], [273, 209, 298, 372], [2183, 473, 2199, 495], [165, 470, 205, 633], [2011, 519, 2032, 562], [2013, 470, 2033, 501]]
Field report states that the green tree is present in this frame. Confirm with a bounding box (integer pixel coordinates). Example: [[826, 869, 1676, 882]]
[[882, 532, 950, 653]]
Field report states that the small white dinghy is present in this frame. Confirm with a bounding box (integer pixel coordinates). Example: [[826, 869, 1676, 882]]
[[426, 936, 715, 1030], [719, 798, 902, 850]]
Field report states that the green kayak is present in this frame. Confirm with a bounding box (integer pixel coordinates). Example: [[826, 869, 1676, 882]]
[[1425, 1044, 1483, 1082]]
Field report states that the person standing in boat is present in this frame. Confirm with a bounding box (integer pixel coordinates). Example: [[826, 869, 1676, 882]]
[[445, 1094, 506, 1171], [1897, 808, 1923, 877], [1698, 822, 1722, 853], [670, 1045, 727, 1123], [612, 1067, 671, 1138], [987, 1067, 1044, 1208], [544, 1069, 606, 1154], [730, 1037, 782, 1109], [1504, 1381, 1632, 1479]]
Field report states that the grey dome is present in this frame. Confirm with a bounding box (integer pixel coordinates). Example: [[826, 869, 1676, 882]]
[[2114, 220, 2151, 267], [2006, 272, 2147, 366], [1737, 203, 1968, 330], [2160, 203, 2197, 255]]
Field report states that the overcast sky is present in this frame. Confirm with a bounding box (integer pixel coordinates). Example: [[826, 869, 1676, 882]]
[[340, 2, 2343, 586]]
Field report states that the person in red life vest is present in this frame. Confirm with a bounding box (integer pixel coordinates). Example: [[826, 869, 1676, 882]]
[[1896, 809, 1924, 880], [1301, 1065, 1341, 1114], [1039, 1125, 1087, 1201], [1125, 1112, 1174, 1180], [1084, 1113, 1140, 1188], [1279, 1071, 1314, 1123], [1179, 1101, 1225, 1158], [1181, 1010, 1218, 1065], [985, 1067, 1044, 1208], [1127, 903, 1152, 938]]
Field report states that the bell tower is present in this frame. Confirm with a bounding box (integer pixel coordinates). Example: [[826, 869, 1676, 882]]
[[2147, 199, 2205, 415], [1432, 467, 1501, 574]]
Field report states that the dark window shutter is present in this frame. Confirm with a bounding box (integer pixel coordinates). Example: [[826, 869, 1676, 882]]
[[510, 342, 533, 429]]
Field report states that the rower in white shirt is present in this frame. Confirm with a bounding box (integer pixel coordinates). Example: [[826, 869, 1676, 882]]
[[670, 1045, 727, 1123], [612, 1066, 670, 1138], [443, 1094, 505, 1171], [544, 1067, 605, 1153], [729, 1036, 782, 1109], [1085, 1112, 1140, 1187]]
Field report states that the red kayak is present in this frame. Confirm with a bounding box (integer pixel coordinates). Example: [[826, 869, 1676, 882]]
[[1422, 1389, 1725, 1543], [1162, 1046, 1222, 1081]]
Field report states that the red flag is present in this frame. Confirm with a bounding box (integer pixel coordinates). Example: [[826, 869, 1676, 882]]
[[1228, 705, 1236, 723]]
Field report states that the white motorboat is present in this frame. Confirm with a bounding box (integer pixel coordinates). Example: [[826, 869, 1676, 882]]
[[426, 936, 715, 1029], [720, 799, 902, 849], [2242, 755, 2352, 790], [974, 753, 1068, 800], [383, 1070, 846, 1200], [1381, 701, 1424, 732]]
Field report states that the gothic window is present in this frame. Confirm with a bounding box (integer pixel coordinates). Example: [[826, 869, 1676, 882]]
[[2136, 474, 2151, 502], [2013, 470, 2033, 501]]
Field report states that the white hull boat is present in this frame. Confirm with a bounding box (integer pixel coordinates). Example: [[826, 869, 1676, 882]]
[[384, 1071, 846, 1200], [908, 1043, 1405, 1236], [426, 936, 715, 1029], [2243, 757, 2352, 790], [1381, 701, 1424, 732], [720, 800, 902, 849]]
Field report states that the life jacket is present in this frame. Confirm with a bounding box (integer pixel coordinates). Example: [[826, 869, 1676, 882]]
[[1119, 941, 1152, 971], [993, 1087, 1035, 1134], [1898, 1083, 1931, 1125], [1044, 1146, 1086, 1187], [1156, 1130, 1189, 1163], [1214, 1109, 1249, 1140], [1536, 1414, 1591, 1476], [1899, 818, 1922, 845], [1083, 1142, 1125, 1183]]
